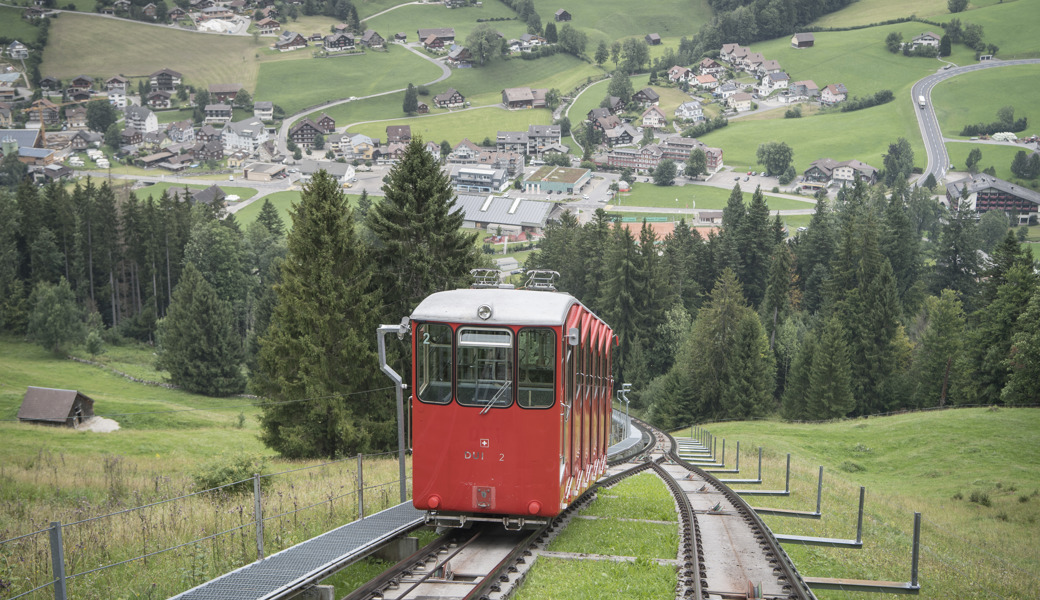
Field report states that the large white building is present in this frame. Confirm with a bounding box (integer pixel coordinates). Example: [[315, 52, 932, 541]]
[[222, 117, 269, 154]]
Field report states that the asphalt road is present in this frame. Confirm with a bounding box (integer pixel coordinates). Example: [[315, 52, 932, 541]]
[[912, 58, 1040, 183]]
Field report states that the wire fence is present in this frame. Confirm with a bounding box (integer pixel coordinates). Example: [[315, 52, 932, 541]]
[[0, 451, 410, 600]]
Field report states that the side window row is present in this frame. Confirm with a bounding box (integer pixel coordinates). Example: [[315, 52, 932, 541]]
[[415, 323, 556, 409]]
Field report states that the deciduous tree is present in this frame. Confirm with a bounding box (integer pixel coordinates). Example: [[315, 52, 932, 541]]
[[28, 277, 82, 353], [756, 141, 793, 176]]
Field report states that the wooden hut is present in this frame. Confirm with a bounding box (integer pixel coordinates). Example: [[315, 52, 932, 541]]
[[17, 387, 95, 427]]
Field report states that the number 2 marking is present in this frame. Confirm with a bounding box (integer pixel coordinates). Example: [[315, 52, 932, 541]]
[[499, 453, 505, 461], [422, 332, 430, 345]]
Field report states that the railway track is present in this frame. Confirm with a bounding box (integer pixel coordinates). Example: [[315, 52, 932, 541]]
[[348, 418, 813, 600]]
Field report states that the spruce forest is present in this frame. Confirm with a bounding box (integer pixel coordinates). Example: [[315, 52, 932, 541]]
[[3, 141, 1040, 458]]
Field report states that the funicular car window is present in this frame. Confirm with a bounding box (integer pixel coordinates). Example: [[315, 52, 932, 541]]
[[518, 328, 555, 408], [416, 323, 452, 404], [456, 328, 513, 409]]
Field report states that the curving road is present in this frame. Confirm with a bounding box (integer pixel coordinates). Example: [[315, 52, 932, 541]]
[[912, 58, 1040, 184], [276, 42, 451, 157]]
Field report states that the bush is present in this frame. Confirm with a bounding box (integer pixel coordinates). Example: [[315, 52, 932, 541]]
[[839, 461, 865, 473], [840, 90, 894, 113], [969, 490, 992, 507], [192, 453, 272, 496], [952, 492, 964, 500], [784, 105, 802, 119]]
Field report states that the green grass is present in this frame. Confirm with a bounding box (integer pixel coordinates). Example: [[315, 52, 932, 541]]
[[587, 472, 677, 521], [354, 0, 414, 19], [347, 106, 554, 146], [431, 53, 602, 107], [529, 0, 713, 49], [0, 5, 41, 40], [945, 143, 1035, 183], [41, 13, 267, 90], [932, 0, 1040, 58], [548, 518, 677, 559], [366, 2, 528, 42], [133, 181, 260, 202], [931, 63, 1039, 138], [255, 47, 442, 115], [234, 190, 303, 227], [514, 557, 676, 600], [689, 408, 1040, 599], [618, 182, 816, 211]]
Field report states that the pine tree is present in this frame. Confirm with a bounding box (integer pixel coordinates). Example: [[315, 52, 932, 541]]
[[367, 137, 478, 321], [599, 222, 643, 381], [256, 198, 285, 237], [0, 191, 25, 332], [717, 184, 745, 275], [662, 219, 705, 313], [794, 196, 835, 303], [183, 213, 249, 335], [761, 242, 794, 348], [156, 263, 245, 396], [30, 227, 63, 285], [805, 316, 854, 419], [254, 170, 386, 458], [1002, 286, 1040, 405], [881, 183, 922, 316], [912, 290, 968, 407], [931, 196, 981, 307], [969, 262, 1037, 404], [781, 330, 815, 420], [28, 278, 82, 353], [739, 186, 771, 307], [403, 83, 418, 115]]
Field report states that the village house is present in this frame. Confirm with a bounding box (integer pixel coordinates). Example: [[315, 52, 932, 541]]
[[288, 118, 325, 147], [386, 124, 411, 143], [167, 120, 196, 143], [446, 45, 472, 67], [911, 31, 941, 50], [150, 68, 182, 92], [121, 127, 143, 146], [502, 87, 534, 109], [641, 105, 667, 129], [64, 105, 87, 128], [698, 57, 725, 76], [68, 75, 94, 92], [125, 104, 159, 133], [791, 32, 815, 48], [757, 59, 783, 77], [193, 139, 224, 162], [197, 124, 221, 143], [253, 101, 274, 121], [209, 83, 242, 103], [0, 103, 11, 128], [168, 6, 186, 20], [603, 122, 638, 146], [324, 32, 355, 51], [633, 87, 660, 106], [450, 138, 482, 162], [256, 17, 281, 33], [790, 80, 819, 98], [450, 165, 508, 193], [820, 83, 848, 104], [720, 43, 749, 64], [147, 90, 172, 109], [69, 130, 102, 150], [7, 41, 29, 60], [728, 92, 753, 112], [313, 112, 335, 132], [106, 76, 128, 94], [222, 117, 269, 154], [361, 30, 385, 48], [803, 158, 878, 185], [203, 103, 233, 124], [275, 31, 308, 51], [946, 175, 1040, 223], [757, 72, 789, 96], [29, 98, 61, 124], [434, 88, 465, 108], [39, 76, 60, 91], [417, 27, 455, 46], [674, 100, 704, 122], [667, 65, 693, 84], [695, 74, 718, 90], [645, 33, 661, 45], [554, 9, 571, 21]]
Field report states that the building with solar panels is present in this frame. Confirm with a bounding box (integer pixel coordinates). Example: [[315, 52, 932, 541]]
[[453, 194, 552, 235]]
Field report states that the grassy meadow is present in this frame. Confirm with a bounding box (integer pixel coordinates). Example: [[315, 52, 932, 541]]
[[931, 63, 1040, 138], [932, 0, 1040, 57], [689, 408, 1040, 599], [40, 13, 267, 90], [365, 2, 528, 42], [0, 5, 41, 40], [529, 0, 713, 49], [618, 181, 816, 211], [945, 142, 1032, 182], [348, 106, 554, 145], [0, 336, 408, 599]]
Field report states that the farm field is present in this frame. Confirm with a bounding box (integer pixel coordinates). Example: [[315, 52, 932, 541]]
[[530, 0, 713, 49], [365, 3, 528, 42], [428, 53, 603, 107], [255, 48, 442, 115], [932, 0, 1040, 57], [234, 189, 304, 226], [697, 407, 1040, 599], [945, 143, 1031, 183], [40, 13, 265, 90], [930, 63, 1039, 139], [618, 181, 816, 211], [0, 5, 41, 40]]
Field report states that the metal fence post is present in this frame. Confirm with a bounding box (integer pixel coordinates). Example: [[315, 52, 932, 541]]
[[357, 453, 365, 520], [911, 512, 921, 587], [784, 453, 791, 493], [856, 487, 865, 544], [49, 521, 67, 600], [816, 466, 824, 515], [254, 473, 264, 561]]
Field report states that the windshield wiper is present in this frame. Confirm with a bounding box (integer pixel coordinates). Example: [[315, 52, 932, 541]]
[[480, 381, 511, 415]]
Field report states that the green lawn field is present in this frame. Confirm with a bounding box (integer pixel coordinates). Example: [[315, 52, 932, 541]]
[[355, 0, 414, 19], [365, 2, 528, 42], [234, 190, 303, 227], [932, 0, 1040, 58], [0, 6, 42, 40], [698, 408, 1040, 599], [431, 53, 602, 106], [529, 0, 713, 49], [131, 181, 260, 202], [255, 48, 442, 115], [40, 13, 266, 90], [931, 63, 1039, 138], [945, 143, 1035, 182]]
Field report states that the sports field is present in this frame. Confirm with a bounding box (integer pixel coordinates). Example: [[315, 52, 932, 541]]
[[618, 181, 816, 211], [945, 143, 1034, 183]]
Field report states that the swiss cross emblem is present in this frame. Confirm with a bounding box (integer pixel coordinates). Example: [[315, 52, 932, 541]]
[[480, 439, 489, 448]]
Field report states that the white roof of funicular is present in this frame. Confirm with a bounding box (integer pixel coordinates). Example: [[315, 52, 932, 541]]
[[410, 288, 578, 326]]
